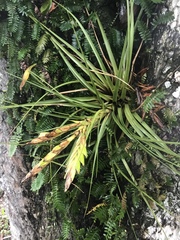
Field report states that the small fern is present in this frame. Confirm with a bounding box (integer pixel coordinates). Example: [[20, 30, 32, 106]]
[[138, 0, 155, 18], [84, 228, 100, 240], [163, 108, 177, 126], [7, 3, 19, 33], [142, 90, 165, 113], [61, 220, 72, 240], [35, 116, 55, 132], [151, 11, 174, 30], [52, 184, 62, 211], [24, 115, 36, 133], [51, 178, 66, 213], [31, 22, 41, 41], [104, 219, 116, 239], [35, 33, 49, 56], [126, 185, 141, 208], [92, 204, 108, 224], [60, 20, 74, 32], [137, 20, 151, 42], [31, 171, 45, 192], [9, 124, 23, 157], [42, 49, 51, 64]]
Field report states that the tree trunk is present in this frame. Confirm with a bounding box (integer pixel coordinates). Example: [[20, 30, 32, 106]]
[[0, 60, 61, 240], [135, 0, 180, 239]]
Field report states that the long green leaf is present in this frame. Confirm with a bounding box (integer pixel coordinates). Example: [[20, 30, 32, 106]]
[[96, 17, 118, 75], [112, 108, 180, 172], [30, 16, 112, 89]]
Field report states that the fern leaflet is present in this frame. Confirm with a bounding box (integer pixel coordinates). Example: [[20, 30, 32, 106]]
[[137, 20, 151, 42], [142, 91, 165, 113], [31, 171, 45, 192], [36, 33, 49, 56], [9, 124, 23, 157], [151, 11, 174, 30]]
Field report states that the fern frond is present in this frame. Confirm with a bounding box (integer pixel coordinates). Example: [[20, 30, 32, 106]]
[[42, 49, 51, 64], [9, 124, 23, 157], [85, 228, 100, 240], [163, 108, 177, 125], [32, 22, 41, 40], [137, 20, 151, 42], [91, 204, 108, 224], [60, 20, 73, 32], [0, 22, 8, 46], [138, 0, 155, 18], [52, 180, 65, 212], [35, 33, 49, 55], [61, 220, 72, 240], [24, 115, 36, 133], [151, 11, 174, 30], [18, 48, 29, 61], [35, 116, 56, 132], [142, 91, 165, 113], [7, 38, 17, 58], [15, 19, 24, 42], [7, 3, 19, 33], [127, 185, 141, 208], [31, 171, 45, 192], [104, 219, 116, 239], [91, 181, 107, 198]]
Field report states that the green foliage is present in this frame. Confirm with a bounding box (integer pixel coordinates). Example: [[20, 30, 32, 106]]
[[151, 0, 163, 3], [31, 171, 45, 192], [42, 49, 51, 64], [51, 177, 65, 212], [136, 0, 155, 18], [84, 228, 100, 240], [103, 196, 126, 239], [9, 124, 23, 157], [135, 0, 173, 44], [31, 22, 41, 41], [61, 219, 72, 240], [40, 0, 52, 14], [35, 116, 55, 132], [1, 0, 179, 240], [151, 11, 174, 29], [137, 20, 151, 42], [92, 205, 108, 224], [0, 0, 33, 59], [142, 90, 165, 113], [36, 33, 50, 56], [163, 108, 177, 126]]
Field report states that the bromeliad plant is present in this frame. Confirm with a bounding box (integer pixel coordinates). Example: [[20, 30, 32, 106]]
[[1, 0, 179, 238], [11, 0, 179, 204], [19, 0, 180, 195]]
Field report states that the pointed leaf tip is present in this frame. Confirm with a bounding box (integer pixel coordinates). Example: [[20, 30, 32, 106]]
[[20, 63, 36, 90]]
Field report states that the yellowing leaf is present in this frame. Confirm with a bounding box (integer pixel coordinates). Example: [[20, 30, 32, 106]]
[[64, 131, 87, 192], [20, 63, 36, 90], [21, 132, 78, 183]]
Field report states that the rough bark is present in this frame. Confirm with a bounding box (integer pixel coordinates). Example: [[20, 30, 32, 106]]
[[137, 0, 180, 239], [0, 60, 61, 240]]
